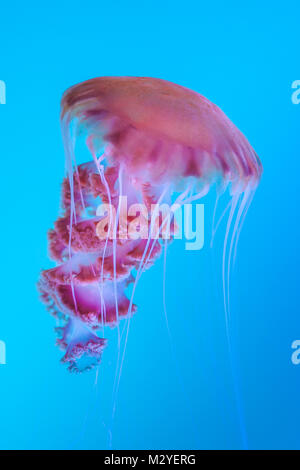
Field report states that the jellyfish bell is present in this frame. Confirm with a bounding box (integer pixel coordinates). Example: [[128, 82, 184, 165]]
[[61, 76, 262, 191], [39, 76, 262, 373]]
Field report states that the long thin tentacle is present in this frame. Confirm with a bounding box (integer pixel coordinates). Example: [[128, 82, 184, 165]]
[[222, 191, 249, 449], [233, 187, 256, 265]]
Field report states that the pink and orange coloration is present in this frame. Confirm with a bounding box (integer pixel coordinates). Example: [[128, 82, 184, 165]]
[[38, 77, 262, 372]]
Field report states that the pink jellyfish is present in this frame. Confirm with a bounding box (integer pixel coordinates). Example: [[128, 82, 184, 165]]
[[38, 77, 262, 373]]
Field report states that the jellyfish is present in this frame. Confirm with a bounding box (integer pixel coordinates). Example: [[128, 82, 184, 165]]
[[38, 77, 262, 374]]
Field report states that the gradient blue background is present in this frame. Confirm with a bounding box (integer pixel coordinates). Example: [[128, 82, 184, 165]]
[[0, 1, 299, 450]]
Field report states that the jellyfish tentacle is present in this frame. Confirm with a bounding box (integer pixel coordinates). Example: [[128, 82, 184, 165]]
[[222, 190, 250, 449], [180, 183, 210, 204], [211, 199, 232, 248], [226, 192, 243, 317], [89, 142, 116, 329], [222, 194, 239, 331], [162, 239, 170, 335], [88, 140, 109, 328], [110, 164, 125, 408], [233, 186, 256, 265], [227, 187, 252, 306], [141, 186, 190, 274], [112, 165, 123, 347], [112, 185, 170, 410], [63, 125, 80, 324]]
